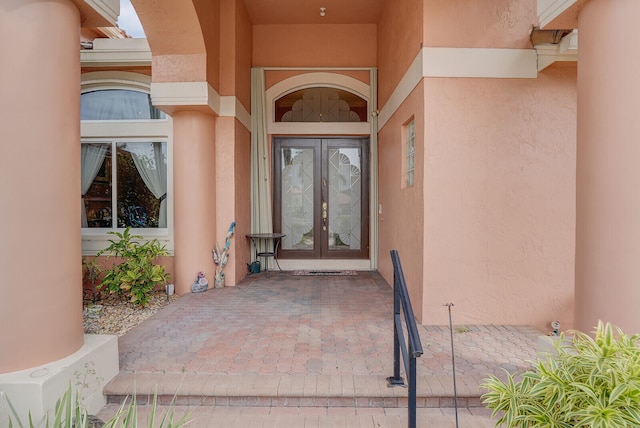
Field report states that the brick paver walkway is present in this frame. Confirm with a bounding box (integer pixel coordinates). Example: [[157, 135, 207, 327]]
[[99, 270, 542, 427]]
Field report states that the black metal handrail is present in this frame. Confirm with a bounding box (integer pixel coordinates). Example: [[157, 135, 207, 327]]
[[387, 250, 424, 428]]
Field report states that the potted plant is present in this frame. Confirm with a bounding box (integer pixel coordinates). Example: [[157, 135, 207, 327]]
[[212, 221, 236, 288], [481, 321, 640, 427]]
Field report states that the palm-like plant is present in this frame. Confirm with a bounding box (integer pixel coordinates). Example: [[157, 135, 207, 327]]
[[481, 321, 640, 428]]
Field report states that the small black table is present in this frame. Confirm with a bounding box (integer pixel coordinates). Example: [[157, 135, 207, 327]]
[[246, 233, 286, 278]]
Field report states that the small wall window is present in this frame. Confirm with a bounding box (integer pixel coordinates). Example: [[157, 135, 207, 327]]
[[275, 87, 367, 122], [405, 120, 415, 187]]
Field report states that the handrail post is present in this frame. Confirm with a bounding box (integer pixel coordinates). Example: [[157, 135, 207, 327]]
[[388, 250, 423, 428], [389, 267, 404, 385], [408, 343, 417, 428]]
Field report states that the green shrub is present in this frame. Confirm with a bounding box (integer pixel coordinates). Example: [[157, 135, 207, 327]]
[[481, 321, 640, 428], [97, 228, 170, 307]]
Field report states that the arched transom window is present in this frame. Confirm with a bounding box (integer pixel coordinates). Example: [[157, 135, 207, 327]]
[[275, 87, 367, 123]]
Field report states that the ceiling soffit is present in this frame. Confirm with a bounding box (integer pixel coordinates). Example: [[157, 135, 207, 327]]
[[241, 0, 384, 25]]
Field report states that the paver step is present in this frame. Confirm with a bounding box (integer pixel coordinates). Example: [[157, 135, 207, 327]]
[[103, 373, 485, 409], [96, 404, 497, 428]]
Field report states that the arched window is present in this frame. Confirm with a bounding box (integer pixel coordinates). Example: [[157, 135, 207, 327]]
[[81, 74, 172, 253], [81, 89, 166, 120], [275, 87, 367, 122]]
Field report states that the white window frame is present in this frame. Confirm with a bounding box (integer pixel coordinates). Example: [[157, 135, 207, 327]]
[[405, 119, 415, 187], [81, 72, 173, 255]]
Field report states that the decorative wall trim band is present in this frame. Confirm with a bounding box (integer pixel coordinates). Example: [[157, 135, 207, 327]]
[[81, 38, 152, 67], [151, 82, 250, 130], [422, 47, 537, 79], [378, 47, 538, 129]]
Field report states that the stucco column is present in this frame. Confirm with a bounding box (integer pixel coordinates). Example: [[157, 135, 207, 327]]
[[575, 0, 640, 334], [173, 110, 217, 293], [0, 0, 83, 372]]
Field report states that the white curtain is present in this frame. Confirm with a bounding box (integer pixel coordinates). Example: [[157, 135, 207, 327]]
[[81, 90, 164, 120], [81, 144, 108, 227], [128, 142, 168, 227], [250, 68, 273, 264]]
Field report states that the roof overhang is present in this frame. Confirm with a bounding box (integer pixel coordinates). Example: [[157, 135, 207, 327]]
[[73, 0, 119, 28]]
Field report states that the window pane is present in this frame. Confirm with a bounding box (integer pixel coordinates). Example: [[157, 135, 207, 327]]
[[81, 90, 166, 120], [281, 148, 315, 250], [82, 143, 112, 228], [328, 148, 361, 251], [116, 142, 167, 228], [275, 88, 367, 122], [406, 121, 415, 187]]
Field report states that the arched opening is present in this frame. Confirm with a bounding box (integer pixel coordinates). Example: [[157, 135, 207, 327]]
[[275, 87, 368, 122]]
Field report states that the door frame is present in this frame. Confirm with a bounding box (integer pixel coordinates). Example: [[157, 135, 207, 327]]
[[273, 136, 370, 260]]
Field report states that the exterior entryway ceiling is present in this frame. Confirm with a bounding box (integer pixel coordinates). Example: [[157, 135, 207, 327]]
[[242, 0, 383, 24]]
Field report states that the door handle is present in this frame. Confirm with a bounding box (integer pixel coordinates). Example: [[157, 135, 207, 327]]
[[322, 202, 328, 230]]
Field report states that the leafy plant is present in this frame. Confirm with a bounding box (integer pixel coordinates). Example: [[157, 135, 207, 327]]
[[481, 321, 640, 428], [102, 390, 190, 428], [3, 384, 83, 428], [97, 228, 170, 307], [2, 384, 189, 428]]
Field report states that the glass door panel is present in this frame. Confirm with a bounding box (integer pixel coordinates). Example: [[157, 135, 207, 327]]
[[327, 148, 361, 251], [274, 137, 368, 259], [280, 147, 315, 251]]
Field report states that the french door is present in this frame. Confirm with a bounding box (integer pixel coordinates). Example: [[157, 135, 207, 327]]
[[274, 137, 369, 259]]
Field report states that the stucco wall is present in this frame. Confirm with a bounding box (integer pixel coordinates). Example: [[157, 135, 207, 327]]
[[253, 24, 376, 67], [422, 63, 577, 330], [377, 81, 426, 321], [0, 0, 84, 372], [377, 0, 423, 107], [211, 116, 251, 287], [378, 64, 576, 331], [423, 0, 536, 49], [220, 0, 252, 108]]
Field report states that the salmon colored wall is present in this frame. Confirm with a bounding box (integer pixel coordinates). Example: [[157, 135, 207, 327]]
[[194, 0, 221, 89], [234, 0, 252, 108], [378, 82, 426, 321], [173, 111, 218, 294], [213, 118, 251, 286], [132, 0, 206, 54], [575, 0, 640, 335], [219, 0, 237, 96], [423, 0, 536, 48], [215, 117, 239, 285], [219, 0, 252, 108], [253, 24, 377, 67], [265, 70, 371, 91], [377, 0, 423, 107], [420, 64, 577, 331], [152, 54, 207, 82], [133, 0, 218, 85], [0, 0, 84, 373]]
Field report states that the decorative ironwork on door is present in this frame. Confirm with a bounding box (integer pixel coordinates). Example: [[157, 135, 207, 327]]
[[274, 138, 369, 259]]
